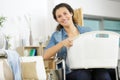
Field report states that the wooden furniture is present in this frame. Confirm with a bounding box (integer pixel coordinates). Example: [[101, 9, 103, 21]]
[[44, 58, 56, 74], [16, 45, 45, 56], [73, 8, 83, 26], [16, 45, 56, 78]]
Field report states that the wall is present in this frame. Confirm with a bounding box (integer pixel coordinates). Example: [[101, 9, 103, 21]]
[[0, 0, 50, 49], [0, 0, 120, 49], [53, 0, 120, 18]]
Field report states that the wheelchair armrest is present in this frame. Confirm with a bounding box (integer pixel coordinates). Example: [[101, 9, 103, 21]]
[[55, 58, 66, 80]]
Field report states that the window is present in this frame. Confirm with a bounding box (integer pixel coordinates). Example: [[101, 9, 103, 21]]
[[104, 20, 120, 34], [84, 15, 120, 46], [84, 19, 100, 31], [84, 15, 120, 33]]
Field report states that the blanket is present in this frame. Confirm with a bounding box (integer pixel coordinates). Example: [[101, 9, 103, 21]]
[[5, 50, 22, 80]]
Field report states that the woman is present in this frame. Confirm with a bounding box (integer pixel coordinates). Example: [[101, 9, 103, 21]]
[[43, 3, 111, 80]]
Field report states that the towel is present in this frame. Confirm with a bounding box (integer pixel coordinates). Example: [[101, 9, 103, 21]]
[[5, 50, 22, 80]]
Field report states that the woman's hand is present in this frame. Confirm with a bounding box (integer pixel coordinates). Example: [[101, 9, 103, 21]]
[[62, 38, 73, 47]]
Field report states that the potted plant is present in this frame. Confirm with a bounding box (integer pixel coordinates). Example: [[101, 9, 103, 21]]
[[0, 16, 6, 49], [0, 16, 6, 28]]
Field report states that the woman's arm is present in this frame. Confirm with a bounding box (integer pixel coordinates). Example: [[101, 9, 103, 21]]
[[43, 38, 73, 59], [43, 41, 64, 59]]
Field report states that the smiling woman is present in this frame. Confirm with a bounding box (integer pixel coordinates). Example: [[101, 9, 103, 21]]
[[44, 3, 113, 80]]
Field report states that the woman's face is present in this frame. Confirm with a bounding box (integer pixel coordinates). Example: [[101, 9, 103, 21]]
[[55, 7, 73, 27]]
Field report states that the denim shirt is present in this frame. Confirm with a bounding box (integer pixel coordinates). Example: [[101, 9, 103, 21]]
[[45, 25, 91, 74]]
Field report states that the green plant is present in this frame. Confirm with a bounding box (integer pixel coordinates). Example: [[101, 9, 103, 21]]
[[0, 16, 6, 27]]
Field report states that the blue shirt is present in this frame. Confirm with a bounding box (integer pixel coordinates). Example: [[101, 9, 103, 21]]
[[45, 25, 91, 74]]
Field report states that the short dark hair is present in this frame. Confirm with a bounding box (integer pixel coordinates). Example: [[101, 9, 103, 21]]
[[52, 3, 75, 31]]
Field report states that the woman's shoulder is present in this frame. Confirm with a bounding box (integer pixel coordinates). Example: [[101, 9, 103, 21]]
[[50, 30, 63, 42], [52, 30, 62, 36], [50, 30, 63, 39]]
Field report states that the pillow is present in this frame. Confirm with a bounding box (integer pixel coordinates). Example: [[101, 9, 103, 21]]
[[21, 62, 38, 80]]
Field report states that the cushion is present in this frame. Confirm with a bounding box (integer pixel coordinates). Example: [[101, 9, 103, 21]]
[[21, 62, 38, 80]]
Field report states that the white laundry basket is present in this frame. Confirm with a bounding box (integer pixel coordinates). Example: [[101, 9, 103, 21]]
[[67, 31, 120, 69], [21, 56, 46, 80]]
